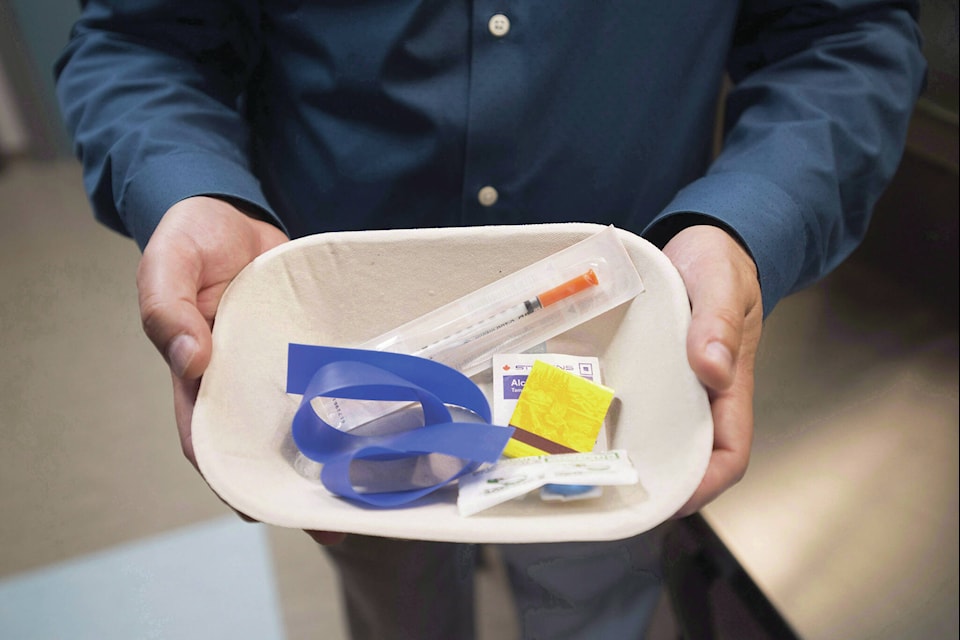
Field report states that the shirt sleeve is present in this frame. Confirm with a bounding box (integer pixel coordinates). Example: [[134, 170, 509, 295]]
[[643, 1, 927, 316], [54, 1, 284, 250]]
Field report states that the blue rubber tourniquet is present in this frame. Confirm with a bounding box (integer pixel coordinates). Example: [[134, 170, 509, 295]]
[[286, 344, 513, 507]]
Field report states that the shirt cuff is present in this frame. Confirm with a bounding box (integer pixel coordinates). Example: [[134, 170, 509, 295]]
[[642, 172, 807, 317], [118, 151, 285, 250]]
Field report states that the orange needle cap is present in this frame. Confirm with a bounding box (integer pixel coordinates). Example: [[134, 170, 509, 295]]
[[537, 269, 599, 307]]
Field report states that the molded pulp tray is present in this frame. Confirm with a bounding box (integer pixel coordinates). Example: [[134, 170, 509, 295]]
[[192, 223, 712, 543]]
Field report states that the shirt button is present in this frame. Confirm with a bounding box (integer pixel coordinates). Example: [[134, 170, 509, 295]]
[[488, 14, 511, 37], [478, 186, 499, 206]]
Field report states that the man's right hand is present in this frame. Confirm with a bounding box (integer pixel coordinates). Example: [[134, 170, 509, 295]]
[[136, 196, 345, 545]]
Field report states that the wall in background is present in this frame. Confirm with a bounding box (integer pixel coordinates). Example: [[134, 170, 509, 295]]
[[857, 0, 959, 318], [918, 0, 959, 114], [0, 52, 29, 156], [0, 0, 78, 159]]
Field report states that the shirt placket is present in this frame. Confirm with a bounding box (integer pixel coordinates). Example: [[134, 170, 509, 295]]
[[461, 4, 525, 225]]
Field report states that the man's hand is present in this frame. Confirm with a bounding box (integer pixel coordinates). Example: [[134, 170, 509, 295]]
[[662, 225, 763, 517], [137, 196, 287, 463], [137, 196, 345, 545]]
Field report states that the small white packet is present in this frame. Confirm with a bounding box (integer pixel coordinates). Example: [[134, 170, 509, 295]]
[[539, 485, 604, 502], [457, 450, 638, 517]]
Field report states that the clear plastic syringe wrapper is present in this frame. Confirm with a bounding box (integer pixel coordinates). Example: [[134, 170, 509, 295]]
[[318, 225, 645, 431]]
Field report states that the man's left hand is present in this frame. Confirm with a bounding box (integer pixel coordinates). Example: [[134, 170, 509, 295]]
[[662, 225, 763, 517]]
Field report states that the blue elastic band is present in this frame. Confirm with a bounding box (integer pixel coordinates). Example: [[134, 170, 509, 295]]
[[287, 344, 513, 507]]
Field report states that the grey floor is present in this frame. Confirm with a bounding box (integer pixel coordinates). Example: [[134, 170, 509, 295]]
[[1, 159, 956, 639]]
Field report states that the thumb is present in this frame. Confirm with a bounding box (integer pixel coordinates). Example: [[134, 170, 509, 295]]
[[685, 282, 743, 392], [662, 226, 759, 392], [137, 234, 212, 380]]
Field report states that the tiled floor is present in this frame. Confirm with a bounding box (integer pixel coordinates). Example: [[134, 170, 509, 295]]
[[0, 159, 956, 639], [0, 517, 285, 640]]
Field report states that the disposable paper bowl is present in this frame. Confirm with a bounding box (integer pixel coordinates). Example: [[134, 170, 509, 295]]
[[192, 223, 712, 542]]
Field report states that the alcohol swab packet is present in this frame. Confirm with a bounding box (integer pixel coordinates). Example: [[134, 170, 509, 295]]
[[457, 450, 639, 517], [492, 353, 610, 453]]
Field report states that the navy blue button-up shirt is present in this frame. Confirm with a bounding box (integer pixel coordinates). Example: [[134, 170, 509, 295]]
[[56, 1, 925, 314]]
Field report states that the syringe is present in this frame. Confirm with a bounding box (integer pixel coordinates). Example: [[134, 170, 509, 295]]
[[411, 269, 599, 362]]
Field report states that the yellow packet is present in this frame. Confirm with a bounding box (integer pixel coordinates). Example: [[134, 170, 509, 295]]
[[503, 360, 614, 458]]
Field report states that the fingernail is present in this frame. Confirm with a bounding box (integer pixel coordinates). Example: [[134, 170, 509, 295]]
[[167, 334, 198, 378], [705, 341, 734, 378]]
